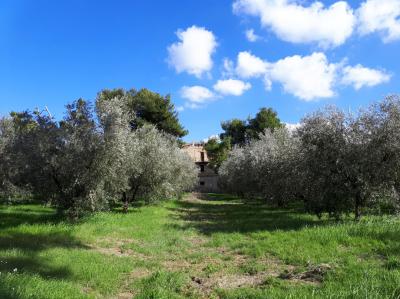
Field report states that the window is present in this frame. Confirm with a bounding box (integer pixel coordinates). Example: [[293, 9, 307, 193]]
[[200, 151, 205, 162], [200, 181, 205, 186], [200, 165, 205, 172]]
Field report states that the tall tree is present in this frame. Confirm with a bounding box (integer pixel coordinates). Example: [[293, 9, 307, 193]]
[[220, 119, 247, 146], [204, 136, 231, 171], [247, 107, 283, 140], [220, 107, 283, 146], [97, 88, 187, 138]]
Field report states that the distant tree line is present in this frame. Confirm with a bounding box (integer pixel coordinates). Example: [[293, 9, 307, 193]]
[[218, 96, 400, 220], [0, 88, 197, 217]]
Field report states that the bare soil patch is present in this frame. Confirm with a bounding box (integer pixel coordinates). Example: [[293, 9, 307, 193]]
[[89, 237, 148, 259]]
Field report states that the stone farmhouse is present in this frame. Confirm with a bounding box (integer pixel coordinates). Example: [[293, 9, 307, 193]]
[[182, 143, 219, 193]]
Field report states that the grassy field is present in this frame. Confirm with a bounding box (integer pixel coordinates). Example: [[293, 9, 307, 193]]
[[0, 193, 399, 299]]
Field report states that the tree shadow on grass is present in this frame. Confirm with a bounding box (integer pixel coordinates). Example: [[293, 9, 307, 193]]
[[0, 204, 91, 298], [167, 194, 332, 235], [0, 203, 62, 230]]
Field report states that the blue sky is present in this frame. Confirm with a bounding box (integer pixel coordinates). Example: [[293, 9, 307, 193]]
[[0, 0, 399, 141]]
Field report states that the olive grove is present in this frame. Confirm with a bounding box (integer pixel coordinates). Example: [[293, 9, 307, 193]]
[[220, 96, 400, 219], [0, 89, 197, 216]]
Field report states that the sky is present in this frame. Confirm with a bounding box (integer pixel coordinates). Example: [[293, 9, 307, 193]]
[[0, 0, 399, 142]]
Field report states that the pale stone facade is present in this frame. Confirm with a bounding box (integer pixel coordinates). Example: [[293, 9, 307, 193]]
[[182, 143, 219, 193]]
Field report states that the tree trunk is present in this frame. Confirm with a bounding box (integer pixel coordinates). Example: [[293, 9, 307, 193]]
[[354, 193, 361, 221], [122, 192, 129, 213], [130, 184, 140, 205]]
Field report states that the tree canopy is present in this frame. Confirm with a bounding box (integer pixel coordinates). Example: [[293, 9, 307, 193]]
[[206, 107, 283, 170], [219, 96, 400, 220], [97, 88, 188, 138], [220, 107, 283, 146], [0, 90, 196, 216]]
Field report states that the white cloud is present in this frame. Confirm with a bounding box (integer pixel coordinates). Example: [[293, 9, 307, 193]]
[[178, 49, 390, 106], [263, 76, 273, 91], [357, 0, 400, 42], [233, 0, 355, 48], [341, 64, 391, 89], [203, 134, 221, 143], [167, 26, 217, 78], [213, 79, 252, 96], [245, 28, 260, 42], [267, 52, 337, 100], [222, 58, 235, 77], [236, 51, 269, 78], [228, 51, 391, 101], [236, 51, 337, 100], [176, 106, 185, 112], [285, 122, 301, 132], [180, 86, 215, 103], [185, 102, 202, 109]]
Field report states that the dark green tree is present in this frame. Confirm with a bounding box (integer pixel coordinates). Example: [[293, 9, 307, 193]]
[[96, 88, 187, 138], [247, 107, 283, 140], [220, 119, 247, 146], [204, 136, 231, 171], [220, 108, 282, 146]]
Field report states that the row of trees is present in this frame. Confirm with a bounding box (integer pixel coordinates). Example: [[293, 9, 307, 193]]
[[0, 88, 197, 216], [219, 96, 400, 219]]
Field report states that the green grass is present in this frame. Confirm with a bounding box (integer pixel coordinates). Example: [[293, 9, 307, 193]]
[[0, 194, 399, 298]]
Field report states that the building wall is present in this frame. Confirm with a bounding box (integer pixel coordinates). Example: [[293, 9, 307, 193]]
[[182, 143, 220, 193], [197, 168, 219, 193], [182, 143, 210, 162]]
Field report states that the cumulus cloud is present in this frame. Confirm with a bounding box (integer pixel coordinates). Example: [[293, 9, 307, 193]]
[[180, 86, 215, 104], [227, 51, 390, 101], [341, 64, 391, 89], [213, 79, 252, 96], [236, 51, 269, 78], [179, 80, 252, 110], [357, 0, 400, 42], [233, 0, 355, 48], [267, 52, 337, 100], [167, 26, 217, 78], [245, 28, 260, 42]]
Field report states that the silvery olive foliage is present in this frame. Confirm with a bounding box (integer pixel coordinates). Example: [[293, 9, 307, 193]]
[[220, 96, 400, 219], [96, 95, 197, 211], [0, 93, 196, 215], [124, 126, 197, 204], [4, 101, 106, 215], [297, 106, 364, 219], [0, 117, 18, 197], [219, 127, 300, 205]]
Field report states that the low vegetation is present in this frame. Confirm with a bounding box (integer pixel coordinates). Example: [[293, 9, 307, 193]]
[[1, 193, 399, 299]]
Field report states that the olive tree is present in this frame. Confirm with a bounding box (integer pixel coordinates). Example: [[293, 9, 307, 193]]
[[297, 102, 400, 220], [358, 95, 400, 212], [122, 126, 197, 209], [256, 128, 301, 206], [0, 117, 17, 197], [219, 127, 299, 205], [297, 107, 356, 218], [96, 95, 197, 212], [5, 101, 106, 216]]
